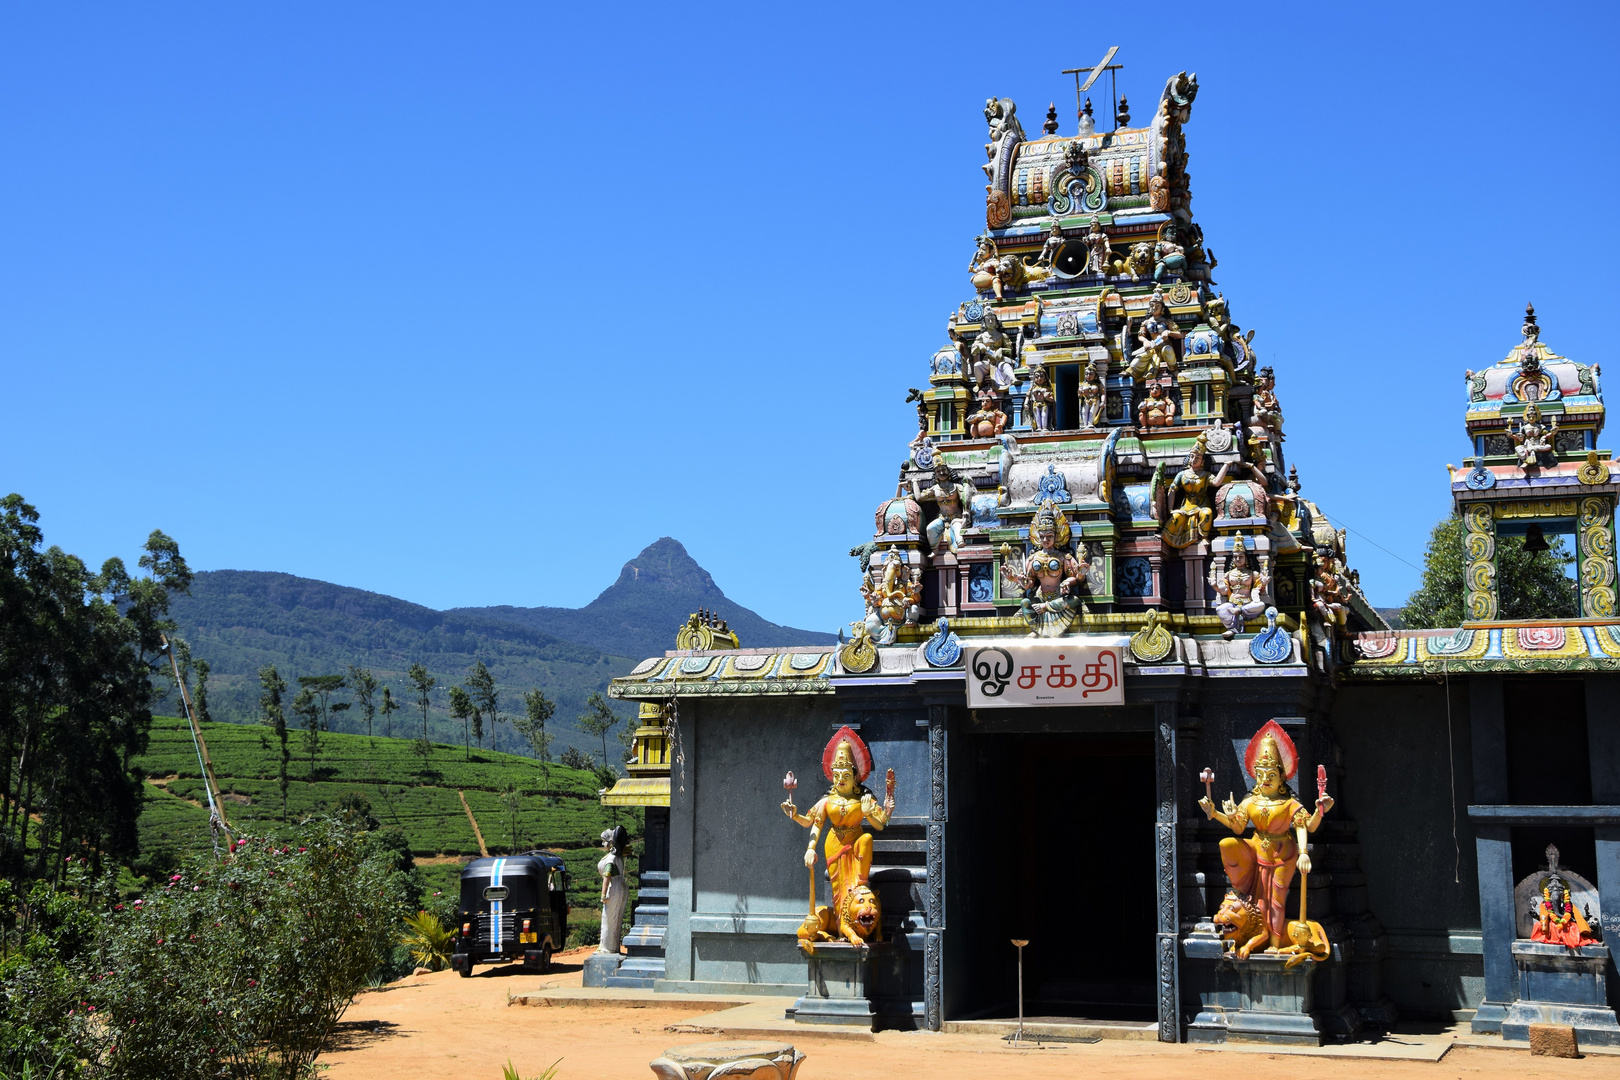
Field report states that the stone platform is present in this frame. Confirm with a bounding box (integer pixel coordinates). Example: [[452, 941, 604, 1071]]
[[1501, 941, 1620, 1047]]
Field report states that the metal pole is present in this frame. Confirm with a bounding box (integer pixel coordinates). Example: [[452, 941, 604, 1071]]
[[1011, 938, 1029, 1042]]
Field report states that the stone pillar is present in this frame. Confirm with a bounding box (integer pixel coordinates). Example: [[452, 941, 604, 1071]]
[[1469, 674, 1514, 1033], [1155, 701, 1181, 1042], [1589, 673, 1620, 1008], [924, 704, 948, 1031]]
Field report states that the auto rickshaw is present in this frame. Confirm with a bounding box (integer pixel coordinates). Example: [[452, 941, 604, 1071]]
[[449, 851, 569, 976]]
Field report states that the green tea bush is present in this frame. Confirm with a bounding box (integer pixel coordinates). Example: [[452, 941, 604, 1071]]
[[91, 816, 408, 1080]]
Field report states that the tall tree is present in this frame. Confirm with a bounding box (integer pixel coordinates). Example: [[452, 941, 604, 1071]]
[[296, 674, 348, 734], [379, 685, 400, 739], [1402, 513, 1580, 627], [347, 666, 378, 738], [164, 636, 194, 716], [292, 687, 321, 778], [258, 665, 289, 819], [577, 693, 621, 777], [0, 499, 192, 882], [449, 685, 475, 761], [193, 658, 213, 725], [466, 661, 499, 753], [406, 664, 436, 740], [515, 688, 556, 775]]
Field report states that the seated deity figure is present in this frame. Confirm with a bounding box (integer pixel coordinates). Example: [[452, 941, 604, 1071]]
[[969, 234, 1000, 296], [1137, 383, 1177, 428], [1198, 723, 1333, 956], [1212, 542, 1268, 639], [1153, 228, 1189, 283], [1250, 366, 1285, 442], [999, 500, 1083, 637], [911, 458, 973, 554], [1025, 364, 1054, 431], [965, 391, 1008, 439], [970, 310, 1018, 399], [1084, 215, 1112, 275], [1530, 870, 1598, 948], [781, 727, 896, 949], [1162, 437, 1229, 549], [1310, 547, 1351, 632], [1127, 291, 1181, 381], [1510, 404, 1559, 469], [1077, 361, 1106, 430]]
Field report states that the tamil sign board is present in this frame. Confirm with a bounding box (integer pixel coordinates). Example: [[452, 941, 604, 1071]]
[[965, 640, 1126, 707]]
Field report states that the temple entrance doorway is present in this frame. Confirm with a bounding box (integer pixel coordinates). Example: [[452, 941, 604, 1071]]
[[953, 730, 1157, 1024]]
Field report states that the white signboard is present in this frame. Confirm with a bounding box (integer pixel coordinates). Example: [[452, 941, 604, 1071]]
[[966, 642, 1125, 707]]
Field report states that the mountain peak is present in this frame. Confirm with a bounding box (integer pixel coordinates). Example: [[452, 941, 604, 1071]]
[[613, 537, 717, 592]]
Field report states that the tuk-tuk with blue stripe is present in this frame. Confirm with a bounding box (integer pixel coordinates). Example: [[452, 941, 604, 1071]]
[[450, 852, 569, 976]]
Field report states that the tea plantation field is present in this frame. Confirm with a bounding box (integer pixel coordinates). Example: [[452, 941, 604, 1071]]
[[136, 717, 639, 922]]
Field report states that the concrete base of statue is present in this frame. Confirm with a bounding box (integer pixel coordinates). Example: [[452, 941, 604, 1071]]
[[607, 870, 669, 989], [786, 941, 898, 1028], [1185, 950, 1364, 1046], [649, 1040, 804, 1080], [582, 950, 625, 987], [1501, 941, 1620, 1047]]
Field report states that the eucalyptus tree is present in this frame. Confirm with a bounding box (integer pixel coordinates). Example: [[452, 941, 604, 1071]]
[[347, 666, 379, 737], [293, 687, 321, 778], [259, 665, 290, 818], [466, 661, 500, 752], [193, 658, 213, 725], [379, 685, 400, 739], [449, 685, 475, 761]]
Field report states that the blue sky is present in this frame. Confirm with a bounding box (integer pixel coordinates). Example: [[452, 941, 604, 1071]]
[[3, 4, 1615, 634]]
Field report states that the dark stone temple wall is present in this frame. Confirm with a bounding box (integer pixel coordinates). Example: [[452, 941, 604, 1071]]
[[1331, 682, 1484, 1018]]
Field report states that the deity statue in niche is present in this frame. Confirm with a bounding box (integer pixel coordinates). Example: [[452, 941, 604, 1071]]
[[1138, 383, 1177, 428], [1078, 361, 1107, 430], [1510, 404, 1559, 469], [1025, 364, 1055, 431], [1211, 541, 1268, 639], [965, 391, 1008, 439], [912, 458, 973, 554], [1531, 870, 1598, 948], [1084, 215, 1112, 274], [969, 234, 1001, 296], [1161, 436, 1229, 549], [970, 310, 1018, 398], [1198, 722, 1333, 957], [860, 554, 922, 641], [1310, 547, 1351, 633], [998, 500, 1084, 637], [1127, 290, 1181, 381], [781, 726, 895, 950]]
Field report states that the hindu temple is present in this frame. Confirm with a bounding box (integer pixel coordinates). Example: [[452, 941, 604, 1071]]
[[599, 62, 1620, 1047]]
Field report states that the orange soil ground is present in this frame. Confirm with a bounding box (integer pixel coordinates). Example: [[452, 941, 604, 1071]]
[[322, 949, 1611, 1080]]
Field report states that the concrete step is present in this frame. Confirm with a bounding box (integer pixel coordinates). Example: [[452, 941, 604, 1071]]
[[941, 1017, 1158, 1042]]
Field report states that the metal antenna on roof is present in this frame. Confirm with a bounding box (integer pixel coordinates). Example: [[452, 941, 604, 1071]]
[[1063, 47, 1121, 133]]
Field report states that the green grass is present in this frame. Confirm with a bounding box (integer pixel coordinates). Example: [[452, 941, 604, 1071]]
[[136, 716, 640, 917]]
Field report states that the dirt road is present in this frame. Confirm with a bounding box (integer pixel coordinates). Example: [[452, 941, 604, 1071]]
[[322, 950, 1608, 1080]]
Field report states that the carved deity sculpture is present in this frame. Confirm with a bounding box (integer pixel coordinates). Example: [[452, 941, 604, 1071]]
[[1531, 851, 1599, 948], [1036, 221, 1065, 268], [912, 458, 973, 554], [1127, 291, 1181, 381], [999, 500, 1084, 637], [965, 391, 1008, 439], [860, 554, 922, 640], [1198, 723, 1333, 957], [1138, 383, 1177, 428], [1206, 295, 1256, 375], [1510, 404, 1559, 469], [1153, 228, 1188, 283], [1250, 366, 1285, 447], [1212, 543, 1268, 639], [1077, 361, 1106, 430], [1310, 547, 1351, 632], [970, 311, 1017, 398], [969, 234, 1000, 296], [1161, 437, 1229, 549], [1084, 215, 1112, 275], [781, 727, 895, 950], [1025, 364, 1054, 431], [597, 825, 630, 955]]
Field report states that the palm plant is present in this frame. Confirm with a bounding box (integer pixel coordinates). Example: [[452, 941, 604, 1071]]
[[400, 909, 454, 971]]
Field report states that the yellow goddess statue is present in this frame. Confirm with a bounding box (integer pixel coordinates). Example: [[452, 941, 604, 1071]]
[[1198, 721, 1333, 956]]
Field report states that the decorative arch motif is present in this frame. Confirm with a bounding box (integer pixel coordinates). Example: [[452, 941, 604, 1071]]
[[1579, 496, 1617, 618]]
